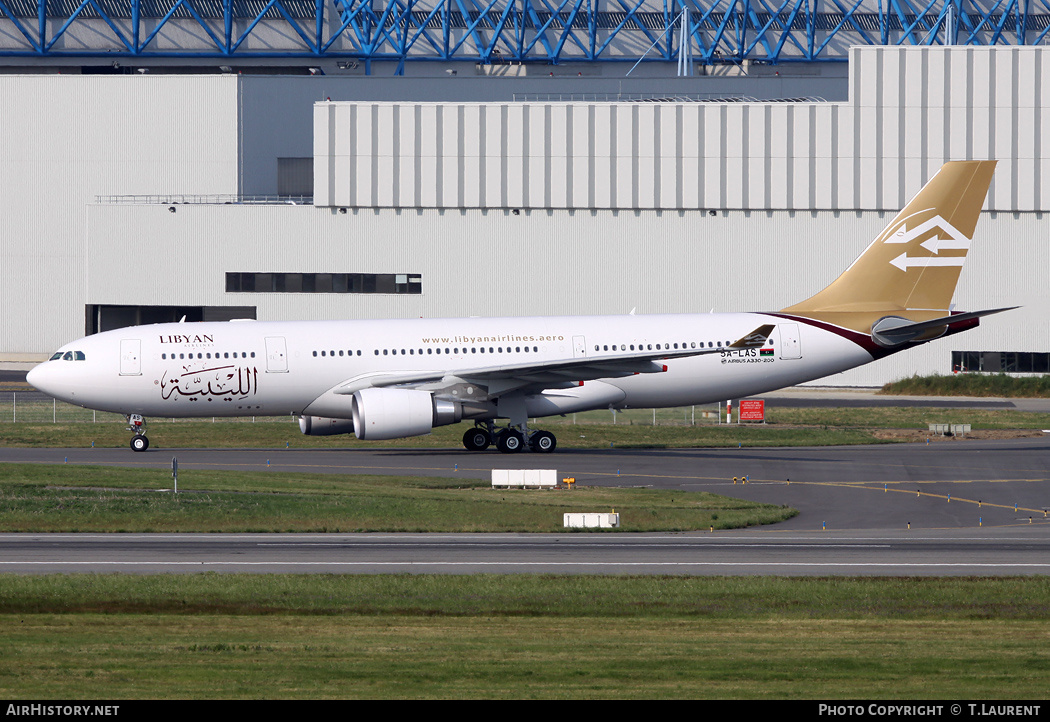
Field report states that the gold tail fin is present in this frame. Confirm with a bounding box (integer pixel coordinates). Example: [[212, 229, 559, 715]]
[[781, 160, 996, 333]]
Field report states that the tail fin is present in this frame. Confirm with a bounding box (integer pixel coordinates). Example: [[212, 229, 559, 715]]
[[781, 160, 996, 333]]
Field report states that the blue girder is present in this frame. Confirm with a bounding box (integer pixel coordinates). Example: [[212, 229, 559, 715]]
[[0, 0, 1049, 61]]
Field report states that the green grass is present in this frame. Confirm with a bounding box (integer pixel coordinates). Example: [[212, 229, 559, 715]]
[[763, 406, 1050, 430], [0, 463, 795, 532], [881, 373, 1050, 397], [0, 417, 890, 449], [1, 575, 1049, 699], [4, 397, 1050, 452], [5, 388, 1050, 452], [3, 575, 1048, 618]]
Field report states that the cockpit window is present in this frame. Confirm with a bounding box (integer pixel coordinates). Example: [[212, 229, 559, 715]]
[[74, 351, 86, 361], [50, 352, 63, 361], [62, 352, 73, 361]]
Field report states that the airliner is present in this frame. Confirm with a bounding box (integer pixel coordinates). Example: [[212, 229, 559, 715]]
[[28, 161, 1010, 453]]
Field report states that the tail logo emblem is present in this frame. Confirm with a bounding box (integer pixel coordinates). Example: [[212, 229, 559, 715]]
[[882, 210, 971, 273]]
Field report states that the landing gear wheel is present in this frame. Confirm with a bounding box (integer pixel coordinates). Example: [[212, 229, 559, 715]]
[[130, 434, 149, 452], [530, 430, 557, 453], [495, 429, 524, 453], [463, 427, 491, 451]]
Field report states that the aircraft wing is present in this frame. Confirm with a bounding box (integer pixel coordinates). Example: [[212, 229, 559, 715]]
[[330, 324, 775, 398]]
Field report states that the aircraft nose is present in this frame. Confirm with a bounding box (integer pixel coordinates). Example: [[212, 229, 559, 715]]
[[26, 363, 57, 397]]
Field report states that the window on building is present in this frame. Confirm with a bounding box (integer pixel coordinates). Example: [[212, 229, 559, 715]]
[[226, 272, 421, 295], [952, 351, 1050, 374]]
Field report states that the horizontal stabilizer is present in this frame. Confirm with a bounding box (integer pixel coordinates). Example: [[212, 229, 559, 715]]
[[871, 307, 1017, 347]]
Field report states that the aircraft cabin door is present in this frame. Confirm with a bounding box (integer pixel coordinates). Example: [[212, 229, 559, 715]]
[[778, 324, 802, 360], [264, 336, 289, 373], [573, 336, 587, 358], [119, 339, 141, 376]]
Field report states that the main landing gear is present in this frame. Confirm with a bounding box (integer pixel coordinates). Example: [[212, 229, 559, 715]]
[[462, 422, 557, 454], [126, 414, 149, 452]]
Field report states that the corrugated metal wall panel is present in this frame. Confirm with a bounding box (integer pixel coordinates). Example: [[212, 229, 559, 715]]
[[316, 46, 1050, 214]]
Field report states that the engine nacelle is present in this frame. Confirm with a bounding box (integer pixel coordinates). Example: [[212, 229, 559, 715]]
[[299, 415, 355, 436], [351, 388, 463, 440]]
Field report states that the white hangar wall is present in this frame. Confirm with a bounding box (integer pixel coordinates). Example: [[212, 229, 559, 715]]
[[0, 75, 240, 359], [316, 46, 1050, 213], [299, 44, 1049, 385], [55, 44, 1050, 387], [85, 201, 1045, 387]]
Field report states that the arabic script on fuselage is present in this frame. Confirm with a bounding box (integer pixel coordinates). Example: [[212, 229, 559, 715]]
[[160, 365, 258, 401]]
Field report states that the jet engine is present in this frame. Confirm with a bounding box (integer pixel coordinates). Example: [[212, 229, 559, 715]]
[[298, 415, 355, 436], [351, 388, 463, 440]]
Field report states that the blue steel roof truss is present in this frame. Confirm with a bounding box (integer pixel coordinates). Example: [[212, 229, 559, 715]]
[[0, 0, 42, 50], [0, 0, 1049, 60]]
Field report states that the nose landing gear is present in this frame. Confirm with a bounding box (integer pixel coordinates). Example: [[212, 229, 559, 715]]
[[126, 414, 149, 452]]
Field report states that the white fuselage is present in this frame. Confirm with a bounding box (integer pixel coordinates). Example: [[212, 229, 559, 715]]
[[29, 313, 873, 420]]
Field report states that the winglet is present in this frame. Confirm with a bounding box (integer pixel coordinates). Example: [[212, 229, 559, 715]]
[[729, 324, 776, 349]]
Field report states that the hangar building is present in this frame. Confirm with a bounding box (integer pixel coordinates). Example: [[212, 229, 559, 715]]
[[1, 42, 1046, 386]]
